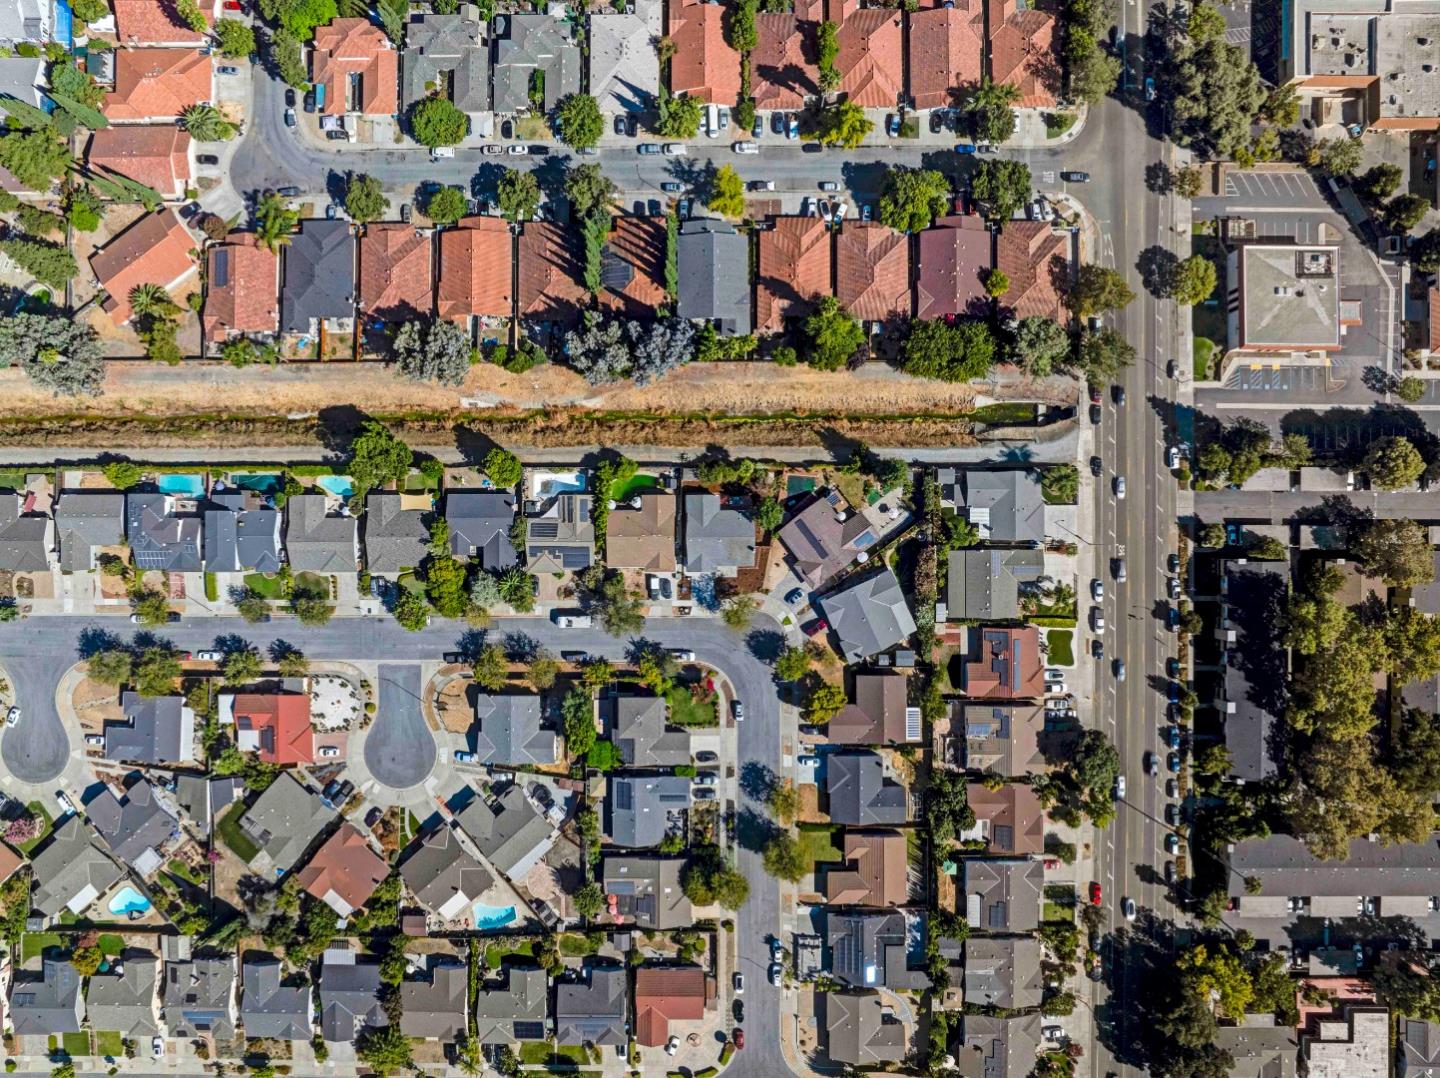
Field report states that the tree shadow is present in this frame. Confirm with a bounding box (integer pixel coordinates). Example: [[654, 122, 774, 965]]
[[77, 626, 124, 659], [1137, 245, 1179, 298], [268, 638, 303, 662], [745, 627, 786, 665], [1144, 161, 1172, 195], [453, 628, 488, 663], [315, 404, 369, 459], [210, 633, 253, 656], [501, 631, 539, 662], [736, 805, 780, 853], [739, 760, 777, 801]]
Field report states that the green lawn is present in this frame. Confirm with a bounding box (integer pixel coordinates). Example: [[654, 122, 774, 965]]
[[1043, 902, 1074, 922], [94, 1031, 124, 1057], [203, 572, 218, 602], [665, 684, 717, 726], [62, 1031, 90, 1057], [970, 402, 1038, 425], [519, 1042, 590, 1066], [97, 933, 124, 956], [215, 801, 259, 863], [242, 572, 284, 599], [609, 473, 658, 502], [484, 939, 537, 969], [1193, 336, 1215, 380], [1046, 629, 1075, 666], [293, 571, 330, 600], [19, 800, 53, 853], [21, 931, 62, 962], [798, 824, 843, 868], [557, 933, 598, 957], [167, 859, 206, 886], [1191, 235, 1227, 356], [0, 471, 28, 492]]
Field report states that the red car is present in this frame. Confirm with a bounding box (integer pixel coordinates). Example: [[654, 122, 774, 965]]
[[733, 1029, 744, 1050], [1089, 881, 1102, 906], [802, 618, 828, 638], [1088, 384, 1102, 404]]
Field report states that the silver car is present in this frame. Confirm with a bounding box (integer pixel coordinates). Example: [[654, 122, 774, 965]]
[[1113, 475, 1126, 499]]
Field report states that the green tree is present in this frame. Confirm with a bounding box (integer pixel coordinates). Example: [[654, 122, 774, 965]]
[[180, 103, 235, 141], [965, 80, 1020, 144], [1172, 165, 1204, 199], [1358, 162, 1404, 203], [584, 568, 644, 636], [0, 237, 76, 290], [721, 595, 756, 630], [813, 99, 872, 148], [356, 1025, 412, 1074], [983, 267, 1010, 298], [762, 832, 806, 882], [348, 420, 412, 500], [728, 0, 758, 49], [756, 496, 783, 535], [269, 27, 308, 87], [497, 168, 541, 222], [393, 590, 429, 631], [655, 87, 703, 138], [424, 185, 467, 225], [1354, 518, 1435, 587], [1177, 944, 1254, 1019], [803, 682, 847, 723], [817, 19, 840, 91], [345, 173, 387, 223], [1364, 435, 1425, 491], [1012, 316, 1071, 376], [707, 164, 746, 218], [215, 18, 257, 57], [767, 779, 799, 825], [900, 318, 996, 381], [803, 295, 865, 371], [1168, 7, 1264, 158], [573, 881, 604, 919], [555, 93, 603, 149], [497, 566, 535, 613], [63, 185, 105, 232], [483, 447, 523, 488], [876, 167, 950, 233], [1315, 135, 1363, 177], [564, 163, 616, 220], [424, 555, 469, 617], [70, 945, 103, 976], [924, 769, 976, 845], [70, 0, 109, 21], [970, 159, 1030, 222], [392, 317, 472, 385], [1170, 254, 1217, 305], [1397, 376, 1426, 403], [1413, 229, 1440, 272], [224, 647, 263, 685], [562, 688, 596, 756], [255, 191, 299, 251], [527, 652, 560, 691], [472, 643, 509, 691], [409, 96, 468, 147], [134, 647, 182, 697], [1070, 264, 1136, 317], [0, 128, 71, 191], [87, 649, 133, 686], [1258, 81, 1299, 125], [132, 589, 171, 627], [1384, 193, 1431, 233], [774, 646, 811, 682], [0, 313, 104, 397], [680, 845, 750, 907]]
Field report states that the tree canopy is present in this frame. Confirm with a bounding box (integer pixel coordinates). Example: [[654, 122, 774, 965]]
[[971, 158, 1031, 221], [392, 318, 473, 386], [803, 295, 865, 371], [899, 318, 996, 382], [555, 93, 603, 149], [344, 173, 387, 223], [497, 169, 541, 222], [348, 421, 412, 500], [877, 167, 951, 233]]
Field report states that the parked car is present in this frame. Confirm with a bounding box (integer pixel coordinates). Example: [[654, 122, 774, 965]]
[[1061, 170, 1090, 182], [1167, 657, 1181, 677], [1092, 639, 1104, 660], [1166, 779, 1178, 798], [785, 587, 806, 605], [787, 115, 799, 139], [482, 143, 504, 155], [769, 964, 783, 987], [454, 751, 476, 763], [196, 153, 219, 165], [302, 89, 315, 112], [319, 745, 340, 758], [1089, 404, 1102, 424], [693, 788, 717, 801], [861, 203, 872, 221], [627, 114, 638, 135], [752, 115, 763, 137], [1165, 803, 1179, 826], [1091, 578, 1104, 601], [1122, 897, 1137, 921], [733, 140, 759, 154], [1168, 576, 1182, 599], [748, 180, 774, 191], [5, 706, 19, 728], [218, 64, 239, 75], [365, 806, 384, 828], [400, 202, 412, 223], [84, 734, 104, 746], [1044, 667, 1065, 683], [665, 1036, 680, 1056], [56, 790, 75, 815], [886, 113, 901, 137], [152, 1037, 164, 1059], [554, 612, 592, 628], [277, 185, 301, 197], [803, 617, 828, 637], [1166, 446, 1181, 469], [771, 938, 786, 961], [324, 129, 348, 141], [638, 143, 662, 154], [1089, 881, 1102, 906], [661, 181, 682, 192], [732, 700, 744, 722], [1167, 752, 1181, 772], [733, 1000, 744, 1022], [733, 1029, 744, 1050], [819, 180, 839, 191], [1165, 832, 1181, 853], [662, 143, 687, 155], [506, 144, 529, 155], [696, 751, 719, 763], [1168, 553, 1181, 574], [283, 108, 297, 128], [1090, 607, 1105, 632], [954, 141, 977, 155], [1144, 76, 1156, 101]]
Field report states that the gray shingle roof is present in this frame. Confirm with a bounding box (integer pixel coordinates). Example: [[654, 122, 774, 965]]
[[241, 958, 312, 1040], [1215, 1016, 1298, 1078], [30, 815, 124, 918], [941, 469, 1044, 545], [677, 219, 751, 334], [284, 494, 359, 572], [0, 491, 52, 571], [400, 824, 494, 919], [0, 0, 48, 43], [319, 949, 387, 1043], [492, 13, 581, 114], [601, 855, 692, 929], [87, 952, 161, 1038], [958, 1014, 1042, 1078], [824, 992, 906, 1067], [946, 547, 1045, 621], [607, 774, 690, 849], [554, 966, 627, 1046], [821, 568, 917, 662], [163, 955, 236, 1040], [54, 492, 124, 572], [10, 959, 84, 1035], [446, 490, 517, 568], [399, 961, 468, 1040], [203, 492, 282, 573], [963, 859, 1043, 935], [472, 693, 557, 766], [456, 785, 555, 879], [682, 492, 756, 575], [963, 937, 1042, 1010], [173, 775, 239, 836], [959, 702, 1044, 776], [88, 779, 178, 868], [401, 8, 489, 115], [826, 752, 908, 826], [524, 493, 594, 574], [608, 695, 691, 768], [589, 12, 657, 112], [364, 493, 430, 574], [0, 55, 43, 107], [106, 691, 194, 765], [126, 492, 202, 572], [825, 911, 928, 990], [474, 966, 548, 1045], [1220, 561, 1289, 784], [1226, 833, 1440, 899], [777, 489, 875, 588], [280, 219, 356, 333], [238, 773, 335, 874]]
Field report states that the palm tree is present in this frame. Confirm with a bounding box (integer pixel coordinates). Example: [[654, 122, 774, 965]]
[[254, 193, 298, 252], [128, 283, 177, 321], [180, 103, 235, 142]]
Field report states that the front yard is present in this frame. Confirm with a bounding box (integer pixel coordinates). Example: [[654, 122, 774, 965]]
[[665, 683, 717, 726], [798, 823, 843, 871]]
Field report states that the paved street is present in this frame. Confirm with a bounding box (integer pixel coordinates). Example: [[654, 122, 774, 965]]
[[365, 662, 436, 789]]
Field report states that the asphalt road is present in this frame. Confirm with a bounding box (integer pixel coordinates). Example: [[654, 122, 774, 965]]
[[0, 653, 71, 785], [365, 662, 436, 790]]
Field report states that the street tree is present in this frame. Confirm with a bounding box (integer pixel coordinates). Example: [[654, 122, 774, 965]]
[[965, 80, 1020, 144], [1172, 165, 1204, 198], [1169, 254, 1218, 305], [1353, 517, 1435, 587], [564, 164, 616, 220], [813, 100, 872, 148], [876, 167, 950, 233], [255, 191, 299, 251], [803, 683, 847, 723], [423, 186, 467, 225], [707, 165, 746, 218], [473, 643, 509, 691], [215, 18, 257, 57], [971, 158, 1031, 221], [347, 420, 412, 500], [655, 87, 703, 138], [1363, 435, 1426, 491], [554, 93, 603, 150], [344, 173, 387, 223], [409, 96, 467, 147], [1070, 264, 1136, 317], [1073, 327, 1135, 382], [87, 649, 133, 686], [774, 646, 811, 682], [762, 832, 806, 882], [497, 168, 541, 222]]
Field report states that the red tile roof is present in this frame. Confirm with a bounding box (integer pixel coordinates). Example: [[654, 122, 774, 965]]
[[988, 0, 1059, 108], [231, 693, 315, 766], [0, 841, 21, 886], [85, 125, 192, 199], [312, 18, 398, 116], [437, 216, 513, 321], [105, 48, 213, 122], [597, 215, 667, 318], [752, 13, 818, 110], [963, 626, 1044, 700], [834, 7, 902, 108], [89, 208, 197, 324], [667, 0, 742, 104], [517, 221, 587, 326], [1430, 286, 1440, 352], [114, 0, 215, 44], [204, 233, 279, 339], [634, 967, 708, 1046], [908, 2, 984, 110], [835, 221, 910, 321], [994, 220, 1068, 322], [756, 215, 832, 332], [295, 824, 390, 914], [359, 223, 434, 319], [916, 214, 992, 320]]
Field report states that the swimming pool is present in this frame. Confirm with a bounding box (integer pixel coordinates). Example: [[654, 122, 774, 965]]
[[472, 903, 517, 930], [107, 885, 151, 916], [231, 472, 281, 495], [316, 475, 354, 499], [156, 473, 205, 497], [531, 470, 586, 499]]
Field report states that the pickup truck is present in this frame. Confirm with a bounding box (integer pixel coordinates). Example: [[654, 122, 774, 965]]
[[553, 612, 592, 629]]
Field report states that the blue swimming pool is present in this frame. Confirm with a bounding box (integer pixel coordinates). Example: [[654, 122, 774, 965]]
[[231, 472, 282, 495], [156, 473, 205, 497], [472, 903, 517, 930], [316, 475, 354, 499], [107, 885, 151, 916]]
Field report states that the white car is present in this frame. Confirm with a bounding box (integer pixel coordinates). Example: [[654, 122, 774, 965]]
[[1090, 607, 1105, 632], [319, 746, 340, 758], [195, 650, 224, 662], [733, 971, 744, 994], [505, 144, 529, 155], [4, 706, 18, 728], [1046, 682, 1068, 697], [1044, 668, 1065, 683], [732, 700, 744, 722], [1114, 775, 1126, 800], [1091, 578, 1104, 601], [1165, 446, 1181, 470], [1122, 897, 1137, 921], [152, 1037, 164, 1059], [832, 202, 848, 221], [1113, 475, 1126, 499], [665, 1036, 680, 1056], [732, 140, 760, 154], [768, 964, 783, 987], [662, 143, 687, 155], [55, 790, 74, 815], [84, 734, 104, 747]]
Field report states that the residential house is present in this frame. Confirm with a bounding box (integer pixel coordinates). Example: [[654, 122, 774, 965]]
[[667, 0, 741, 103], [240, 958, 312, 1040], [825, 911, 928, 989], [964, 937, 1042, 1009], [0, 492, 52, 571], [105, 48, 212, 122], [294, 824, 390, 916], [634, 966, 709, 1047], [53, 492, 124, 573], [9, 959, 84, 1035], [88, 779, 178, 874], [1402, 1017, 1440, 1078], [114, 0, 215, 44], [756, 215, 832, 333], [224, 693, 315, 767], [237, 773, 335, 874], [203, 492, 281, 573], [1302, 1006, 1390, 1078], [916, 214, 992, 320], [30, 816, 124, 918], [676, 219, 751, 335], [836, 221, 911, 322], [163, 955, 236, 1040], [87, 952, 161, 1038], [821, 568, 918, 662], [1214, 1015, 1299, 1078], [829, 672, 914, 746], [939, 468, 1044, 545], [279, 220, 356, 336], [827, 752, 908, 826], [400, 823, 494, 921], [284, 495, 360, 573], [830, 0, 902, 107], [609, 695, 691, 768], [959, 702, 1043, 776], [824, 991, 906, 1067], [311, 18, 398, 116], [517, 221, 587, 332], [173, 775, 240, 838], [0, 842, 20, 887], [456, 785, 556, 880], [994, 221, 1069, 321], [359, 223, 434, 322], [364, 493, 431, 574], [0, 57, 42, 120], [752, 13, 817, 109], [606, 492, 677, 572], [946, 547, 1044, 621], [491, 13, 581, 113], [597, 215, 668, 319], [0, 0, 49, 46], [602, 855, 692, 929], [319, 946, 387, 1042], [824, 830, 908, 907], [962, 782, 1044, 855], [987, 0, 1059, 108], [962, 626, 1044, 700], [473, 966, 549, 1045], [776, 489, 875, 588], [472, 693, 557, 766], [436, 215, 513, 324], [125, 491, 202, 572], [400, 7, 489, 124], [90, 209, 197, 324], [682, 492, 756, 576], [607, 774, 691, 849], [1217, 559, 1288, 784], [590, 11, 658, 114], [399, 960, 467, 1041], [85, 126, 192, 202], [1226, 833, 1440, 921], [446, 491, 517, 568], [908, 0, 984, 110], [524, 492, 594, 573], [964, 859, 1043, 934], [554, 965, 628, 1046], [957, 1014, 1042, 1078], [204, 234, 280, 342]]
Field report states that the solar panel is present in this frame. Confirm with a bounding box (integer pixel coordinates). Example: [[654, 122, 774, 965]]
[[513, 1021, 545, 1040], [530, 521, 559, 539], [212, 248, 230, 289], [614, 783, 633, 810]]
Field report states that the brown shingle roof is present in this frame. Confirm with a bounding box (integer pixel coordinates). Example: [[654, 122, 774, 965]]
[[835, 222, 910, 321], [605, 492, 677, 572], [916, 214, 992, 320], [312, 18, 398, 116], [824, 829, 908, 906], [518, 221, 587, 327], [829, 672, 911, 745], [359, 223, 433, 319], [988, 0, 1059, 108], [437, 216, 513, 321], [204, 233, 279, 339], [834, 7, 902, 107], [667, 0, 742, 104], [104, 48, 213, 122], [597, 215, 668, 318], [85, 125, 192, 200], [752, 13, 819, 110], [908, 2, 984, 111], [965, 782, 1045, 855], [756, 215, 832, 332], [294, 824, 390, 915], [90, 209, 197, 324], [1429, 286, 1440, 352], [634, 967, 708, 1046], [115, 0, 214, 44], [994, 220, 1068, 322]]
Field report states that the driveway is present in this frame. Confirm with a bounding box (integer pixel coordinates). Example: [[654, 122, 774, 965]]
[[363, 663, 437, 790]]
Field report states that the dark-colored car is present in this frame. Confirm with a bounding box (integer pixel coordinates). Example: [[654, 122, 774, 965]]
[[1167, 752, 1181, 773], [1167, 681, 1181, 703], [929, 109, 946, 133], [196, 153, 219, 165], [302, 89, 315, 112], [1090, 456, 1103, 476], [1166, 657, 1181, 678], [733, 1030, 744, 1050], [772, 112, 786, 134], [614, 115, 627, 136], [626, 114, 638, 136], [1164, 860, 1176, 884], [285, 87, 296, 108], [277, 185, 301, 197], [283, 108, 297, 128], [732, 1000, 744, 1023], [325, 129, 348, 140], [802, 142, 822, 153], [364, 806, 383, 828], [1112, 384, 1126, 405], [1091, 638, 1104, 660], [1061, 170, 1090, 182], [1167, 553, 1181, 574], [638, 143, 662, 155], [400, 202, 413, 223], [1089, 404, 1102, 424]]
